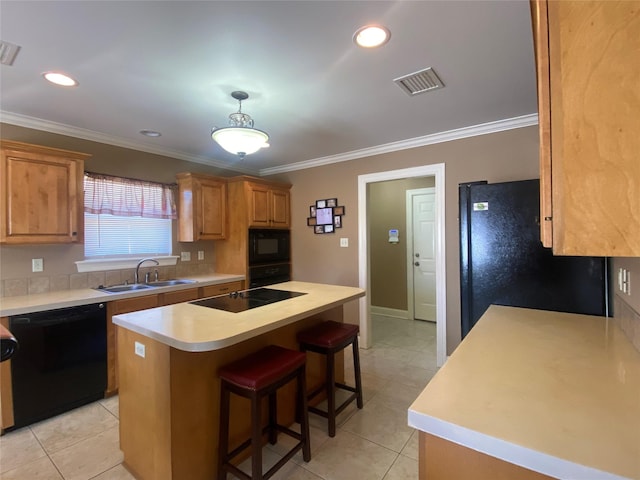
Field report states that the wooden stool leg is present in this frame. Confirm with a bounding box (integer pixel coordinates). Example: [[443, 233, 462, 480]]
[[217, 382, 230, 480], [251, 392, 263, 479], [326, 350, 337, 437], [298, 367, 311, 462], [268, 391, 278, 445], [352, 336, 364, 409]]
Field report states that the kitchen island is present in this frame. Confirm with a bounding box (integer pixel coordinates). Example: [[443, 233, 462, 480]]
[[409, 305, 640, 480], [112, 281, 365, 480]]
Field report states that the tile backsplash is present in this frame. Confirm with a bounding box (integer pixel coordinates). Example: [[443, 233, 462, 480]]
[[1, 263, 215, 298]]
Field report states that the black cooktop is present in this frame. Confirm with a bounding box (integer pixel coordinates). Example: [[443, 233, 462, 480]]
[[190, 288, 306, 313]]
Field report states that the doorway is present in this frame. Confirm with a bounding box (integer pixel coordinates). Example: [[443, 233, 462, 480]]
[[406, 188, 436, 322], [357, 164, 446, 367]]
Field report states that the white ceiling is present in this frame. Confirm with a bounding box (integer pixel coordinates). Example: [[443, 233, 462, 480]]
[[0, 1, 539, 175]]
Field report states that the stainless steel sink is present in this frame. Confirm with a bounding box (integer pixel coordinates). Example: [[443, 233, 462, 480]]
[[97, 279, 197, 293], [98, 284, 156, 293], [147, 279, 197, 287]]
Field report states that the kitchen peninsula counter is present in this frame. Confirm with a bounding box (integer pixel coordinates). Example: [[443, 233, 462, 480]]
[[409, 305, 640, 480], [112, 281, 364, 351], [114, 281, 365, 480]]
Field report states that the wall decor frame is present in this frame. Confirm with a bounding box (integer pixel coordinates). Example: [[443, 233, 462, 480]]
[[308, 198, 344, 233]]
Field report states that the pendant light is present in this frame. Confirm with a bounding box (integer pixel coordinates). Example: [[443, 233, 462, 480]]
[[211, 91, 269, 159]]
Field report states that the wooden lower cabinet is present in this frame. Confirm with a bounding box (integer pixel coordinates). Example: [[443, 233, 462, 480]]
[[0, 317, 14, 430], [419, 433, 554, 480]]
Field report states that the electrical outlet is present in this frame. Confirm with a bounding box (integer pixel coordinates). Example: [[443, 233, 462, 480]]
[[198, 251, 204, 260], [180, 251, 191, 261], [32, 258, 44, 272], [134, 341, 145, 358], [340, 238, 349, 247]]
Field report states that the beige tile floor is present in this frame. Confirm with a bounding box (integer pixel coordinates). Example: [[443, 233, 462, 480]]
[[0, 315, 437, 480]]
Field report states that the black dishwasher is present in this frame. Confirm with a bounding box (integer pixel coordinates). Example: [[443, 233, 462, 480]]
[[9, 303, 107, 428]]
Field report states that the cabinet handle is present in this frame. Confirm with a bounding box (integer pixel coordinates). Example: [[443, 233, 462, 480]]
[[544, 217, 553, 221], [72, 232, 77, 235]]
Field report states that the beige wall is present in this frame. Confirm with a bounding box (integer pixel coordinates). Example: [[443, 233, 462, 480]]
[[278, 126, 541, 353], [369, 177, 435, 310]]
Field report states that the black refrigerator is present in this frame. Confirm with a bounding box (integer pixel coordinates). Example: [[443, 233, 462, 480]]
[[459, 179, 611, 338]]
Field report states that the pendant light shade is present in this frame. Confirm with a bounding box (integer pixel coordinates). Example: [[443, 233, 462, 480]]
[[211, 91, 269, 159]]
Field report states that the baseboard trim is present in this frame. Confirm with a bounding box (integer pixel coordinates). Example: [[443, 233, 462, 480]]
[[370, 306, 409, 319]]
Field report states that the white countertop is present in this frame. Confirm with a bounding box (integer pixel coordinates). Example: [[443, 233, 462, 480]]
[[112, 281, 365, 352], [408, 305, 640, 480], [0, 274, 245, 317]]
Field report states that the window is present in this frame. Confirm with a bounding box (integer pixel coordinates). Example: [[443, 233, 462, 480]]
[[84, 173, 176, 258]]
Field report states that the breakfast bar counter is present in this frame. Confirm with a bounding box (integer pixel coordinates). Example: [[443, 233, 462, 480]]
[[408, 305, 640, 480], [113, 281, 365, 480]]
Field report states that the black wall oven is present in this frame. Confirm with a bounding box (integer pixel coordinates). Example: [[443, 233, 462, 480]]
[[248, 229, 291, 287], [248, 229, 290, 265]]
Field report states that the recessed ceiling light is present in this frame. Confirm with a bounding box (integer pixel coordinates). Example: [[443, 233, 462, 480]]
[[140, 130, 162, 137], [42, 71, 78, 87], [353, 25, 391, 48]]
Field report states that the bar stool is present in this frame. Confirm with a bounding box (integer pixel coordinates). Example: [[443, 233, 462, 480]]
[[297, 321, 363, 437], [217, 345, 311, 480]]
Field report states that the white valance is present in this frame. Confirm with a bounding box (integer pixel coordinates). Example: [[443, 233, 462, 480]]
[[84, 172, 177, 219]]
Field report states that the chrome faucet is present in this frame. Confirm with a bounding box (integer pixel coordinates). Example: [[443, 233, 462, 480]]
[[135, 258, 159, 284]]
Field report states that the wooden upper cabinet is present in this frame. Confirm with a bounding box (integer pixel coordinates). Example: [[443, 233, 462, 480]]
[[177, 172, 227, 242], [0, 140, 90, 245], [247, 181, 291, 229], [531, 0, 640, 256]]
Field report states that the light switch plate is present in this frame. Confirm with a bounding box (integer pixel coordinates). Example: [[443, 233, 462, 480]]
[[32, 258, 44, 272], [181, 251, 191, 261], [197, 251, 204, 260], [340, 238, 349, 247]]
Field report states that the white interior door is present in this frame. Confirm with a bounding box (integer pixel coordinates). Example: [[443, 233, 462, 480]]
[[412, 191, 436, 321]]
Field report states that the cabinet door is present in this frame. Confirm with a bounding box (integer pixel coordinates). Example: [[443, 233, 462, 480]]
[[106, 295, 159, 395], [1, 146, 84, 244], [270, 188, 291, 228], [248, 183, 271, 227], [197, 178, 227, 239], [537, 1, 640, 256]]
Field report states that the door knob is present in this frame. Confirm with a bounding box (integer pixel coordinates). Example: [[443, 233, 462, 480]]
[[414, 261, 420, 267]]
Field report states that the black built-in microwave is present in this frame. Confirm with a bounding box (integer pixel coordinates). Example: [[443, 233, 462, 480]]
[[248, 229, 290, 265]]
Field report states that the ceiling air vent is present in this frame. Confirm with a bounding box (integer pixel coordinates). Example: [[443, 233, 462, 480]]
[[0, 41, 21, 66], [394, 67, 444, 96]]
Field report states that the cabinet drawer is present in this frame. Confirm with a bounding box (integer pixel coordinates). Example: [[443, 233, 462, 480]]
[[199, 281, 243, 298], [110, 294, 159, 314], [160, 288, 199, 306]]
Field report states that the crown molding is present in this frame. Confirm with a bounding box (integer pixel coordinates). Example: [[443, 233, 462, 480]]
[[0, 111, 257, 175], [1, 110, 538, 177], [259, 113, 539, 176]]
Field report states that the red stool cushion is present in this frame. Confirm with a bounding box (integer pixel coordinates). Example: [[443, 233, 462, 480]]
[[297, 321, 359, 349], [219, 345, 306, 391]]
